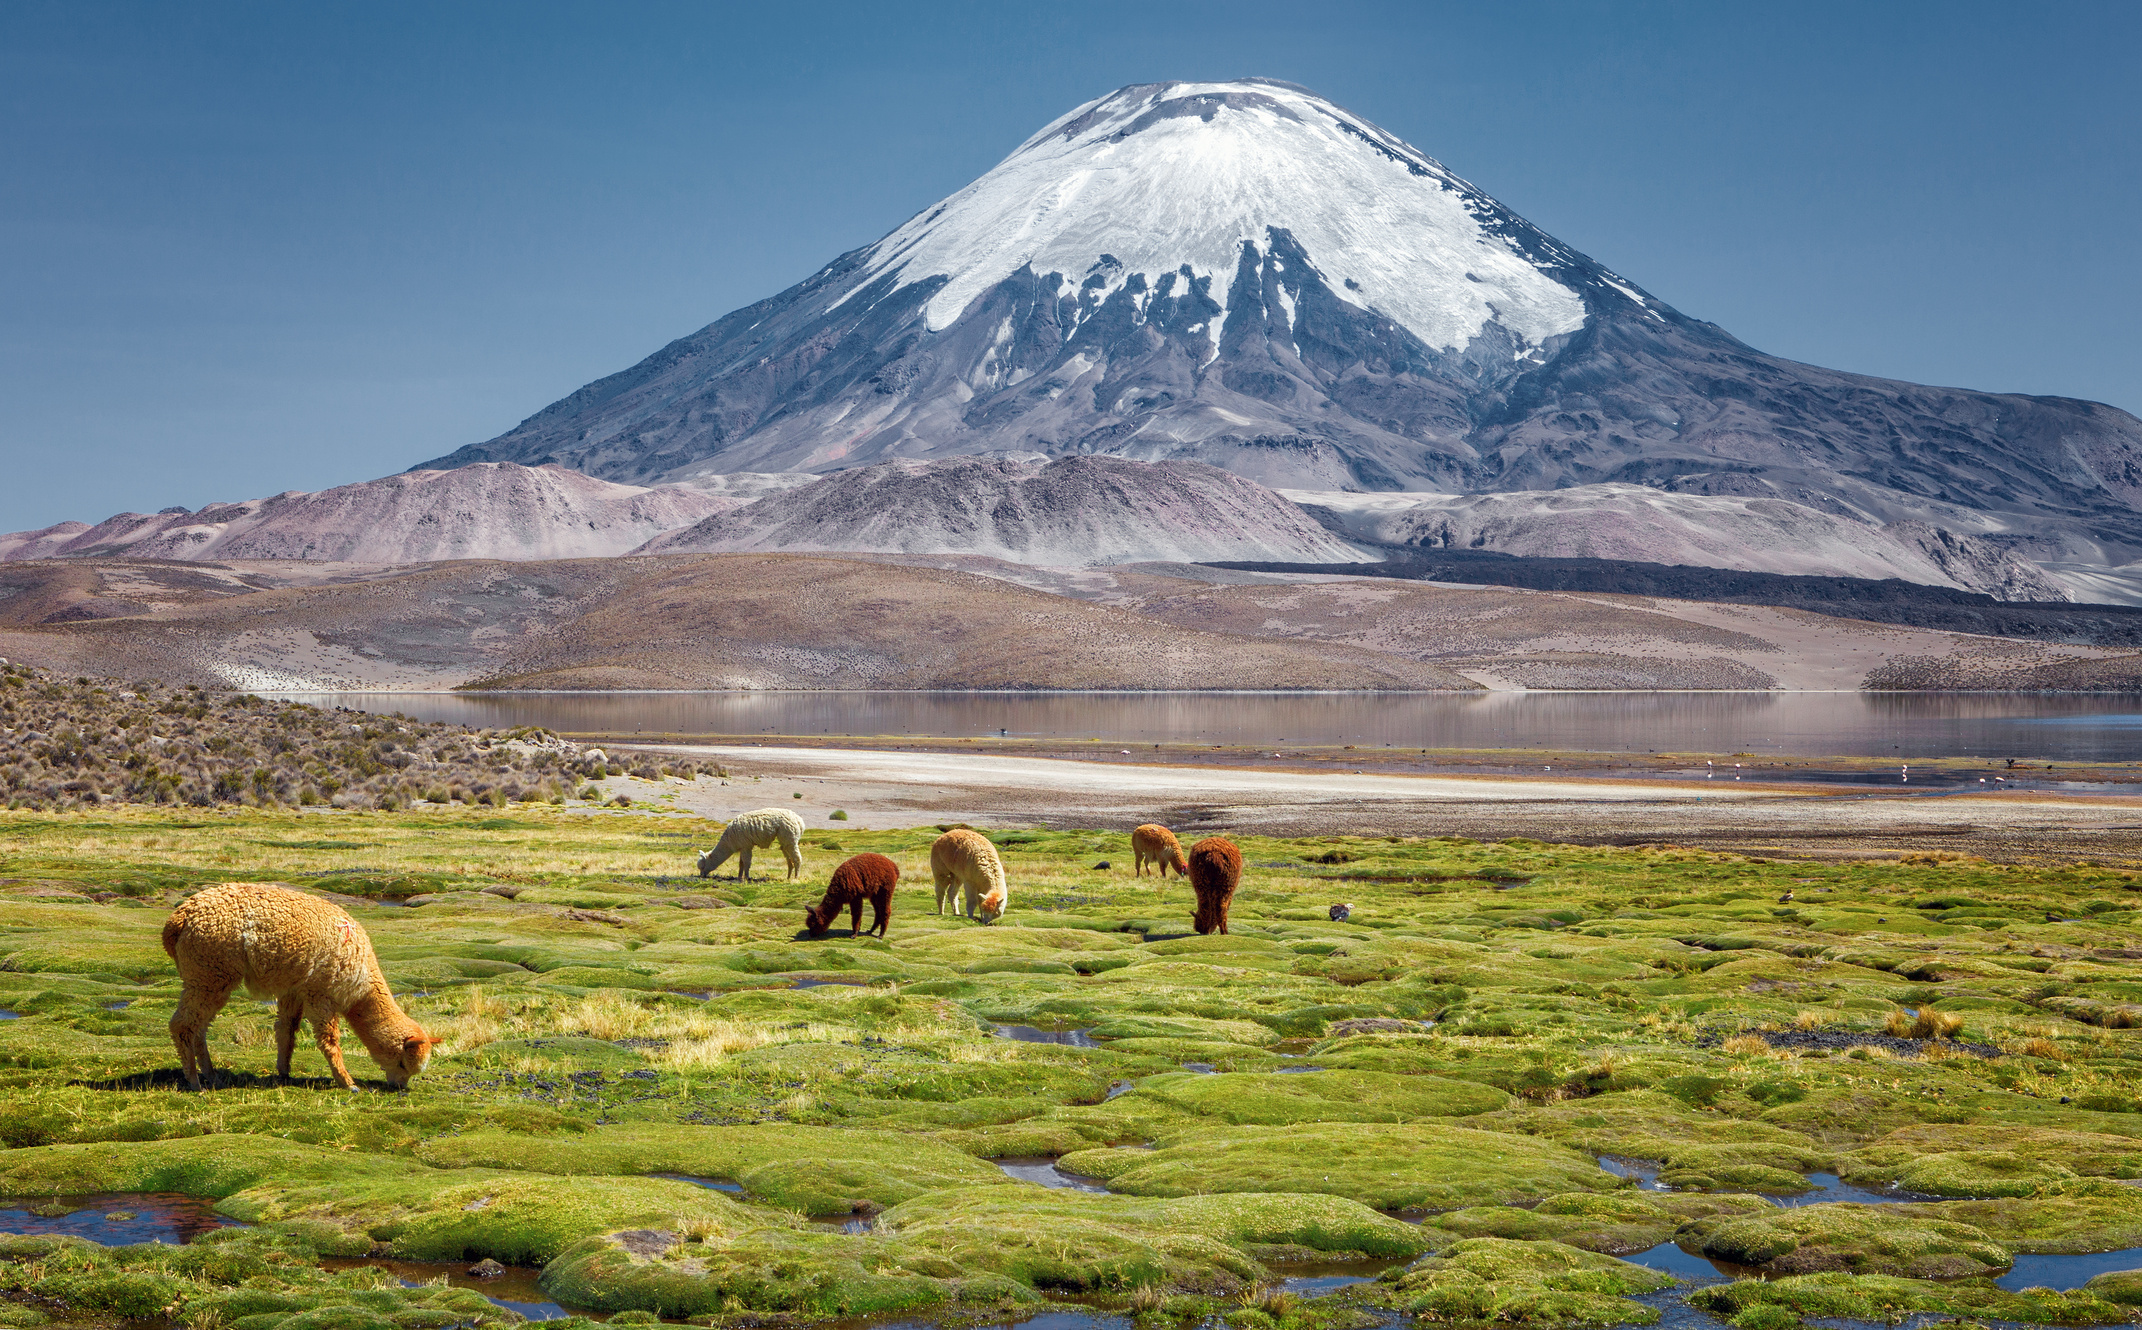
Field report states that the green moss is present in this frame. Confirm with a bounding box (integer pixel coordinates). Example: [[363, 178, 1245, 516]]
[[1125, 1070, 1510, 1124], [1365, 1238, 1673, 1326], [1423, 1190, 1772, 1254], [1682, 1203, 2010, 1278], [416, 1125, 1011, 1214], [1062, 1123, 1615, 1211], [1691, 1270, 2131, 1325]]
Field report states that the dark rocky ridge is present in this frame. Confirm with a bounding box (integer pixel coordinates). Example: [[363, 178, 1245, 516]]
[[1207, 547, 2142, 647], [413, 79, 2142, 572]]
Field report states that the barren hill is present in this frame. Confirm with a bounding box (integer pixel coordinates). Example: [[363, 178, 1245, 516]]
[[0, 554, 1475, 692], [639, 455, 1365, 565], [0, 463, 732, 564]]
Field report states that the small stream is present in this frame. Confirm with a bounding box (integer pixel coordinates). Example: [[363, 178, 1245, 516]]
[[1998, 1249, 2142, 1291], [995, 1158, 1110, 1193], [991, 1024, 1101, 1048], [320, 1257, 586, 1322], [0, 1192, 240, 1244]]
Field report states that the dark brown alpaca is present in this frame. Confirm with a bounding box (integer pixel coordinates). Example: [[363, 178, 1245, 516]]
[[1188, 837, 1241, 935], [805, 853, 899, 938]]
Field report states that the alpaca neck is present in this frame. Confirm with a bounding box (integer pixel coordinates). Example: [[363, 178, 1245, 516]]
[[344, 983, 416, 1058]]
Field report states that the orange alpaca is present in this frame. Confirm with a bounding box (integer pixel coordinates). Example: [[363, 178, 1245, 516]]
[[1131, 824, 1189, 880], [1188, 837, 1242, 935], [805, 853, 899, 938], [162, 883, 434, 1091]]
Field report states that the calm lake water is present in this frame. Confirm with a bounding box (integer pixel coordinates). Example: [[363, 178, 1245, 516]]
[[260, 691, 2142, 762]]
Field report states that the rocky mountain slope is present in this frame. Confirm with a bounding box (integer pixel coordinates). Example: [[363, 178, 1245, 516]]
[[639, 455, 1367, 565], [1289, 485, 2066, 601], [0, 463, 733, 564], [413, 77, 2142, 581]]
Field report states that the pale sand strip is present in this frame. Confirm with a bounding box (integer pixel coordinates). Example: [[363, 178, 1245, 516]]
[[632, 744, 2142, 863]]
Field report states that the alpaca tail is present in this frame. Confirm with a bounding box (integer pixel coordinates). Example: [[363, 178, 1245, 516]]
[[160, 914, 184, 961]]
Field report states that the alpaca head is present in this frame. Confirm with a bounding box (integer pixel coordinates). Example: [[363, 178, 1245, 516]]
[[975, 887, 1006, 925], [696, 847, 723, 877], [802, 903, 833, 936], [369, 1024, 436, 1088]]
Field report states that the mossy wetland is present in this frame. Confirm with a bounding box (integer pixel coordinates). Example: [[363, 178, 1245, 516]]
[[4, 791, 2142, 1330]]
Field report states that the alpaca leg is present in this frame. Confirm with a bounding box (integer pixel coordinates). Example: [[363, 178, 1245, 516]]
[[273, 996, 303, 1082], [308, 1004, 359, 1090], [868, 893, 889, 938], [737, 847, 753, 882], [170, 982, 235, 1091], [849, 898, 864, 937], [933, 871, 952, 915], [783, 837, 801, 881]]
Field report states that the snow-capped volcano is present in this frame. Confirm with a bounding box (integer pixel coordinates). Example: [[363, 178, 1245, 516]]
[[848, 79, 1600, 355], [417, 78, 2142, 578]]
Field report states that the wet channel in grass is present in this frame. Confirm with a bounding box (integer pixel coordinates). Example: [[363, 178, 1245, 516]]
[[1997, 1249, 2142, 1291], [990, 1024, 1100, 1048], [652, 1172, 744, 1194], [994, 1158, 1109, 1192], [0, 1192, 240, 1244], [319, 1257, 588, 1321]]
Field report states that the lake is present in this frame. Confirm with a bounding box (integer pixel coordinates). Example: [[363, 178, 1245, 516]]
[[257, 690, 2142, 762]]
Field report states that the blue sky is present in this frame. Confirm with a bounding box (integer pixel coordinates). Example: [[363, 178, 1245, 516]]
[[3, 0, 2138, 532]]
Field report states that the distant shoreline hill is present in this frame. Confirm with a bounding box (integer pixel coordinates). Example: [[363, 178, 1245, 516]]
[[406, 77, 2142, 601], [0, 463, 736, 564]]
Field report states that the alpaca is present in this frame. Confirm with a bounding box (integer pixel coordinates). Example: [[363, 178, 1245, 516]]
[[697, 808, 806, 881], [804, 853, 899, 938], [931, 829, 1007, 924], [1131, 824, 1189, 880], [1188, 837, 1242, 935], [162, 882, 433, 1091]]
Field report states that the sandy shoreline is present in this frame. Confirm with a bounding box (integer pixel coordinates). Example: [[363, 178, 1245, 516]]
[[621, 741, 2142, 865]]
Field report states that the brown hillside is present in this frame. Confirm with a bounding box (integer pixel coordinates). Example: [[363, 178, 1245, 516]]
[[0, 555, 1476, 692]]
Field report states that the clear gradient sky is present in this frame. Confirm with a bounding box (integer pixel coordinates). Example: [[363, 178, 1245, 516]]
[[3, 1, 2139, 533]]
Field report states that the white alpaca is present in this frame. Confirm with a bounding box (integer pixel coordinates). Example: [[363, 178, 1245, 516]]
[[697, 808, 806, 881], [930, 829, 1007, 924]]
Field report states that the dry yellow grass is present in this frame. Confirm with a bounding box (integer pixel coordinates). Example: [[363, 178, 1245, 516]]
[[1721, 1034, 1773, 1057]]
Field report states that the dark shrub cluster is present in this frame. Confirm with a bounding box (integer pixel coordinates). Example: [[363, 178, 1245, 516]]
[[0, 662, 720, 811]]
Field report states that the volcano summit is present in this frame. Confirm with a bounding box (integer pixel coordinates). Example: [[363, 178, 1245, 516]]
[[419, 78, 2142, 588]]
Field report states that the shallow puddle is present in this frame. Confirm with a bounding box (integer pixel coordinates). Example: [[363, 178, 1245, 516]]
[[1597, 1156, 1668, 1189], [1273, 1064, 1325, 1074], [995, 1158, 1109, 1192], [0, 1192, 241, 1244], [651, 1172, 744, 1194], [0, 1010, 18, 1020], [1181, 1062, 1217, 1074], [1997, 1249, 2142, 1291], [1275, 1258, 1404, 1294], [793, 977, 871, 989], [321, 1257, 586, 1321], [806, 1215, 874, 1235], [1625, 1242, 1746, 1280], [991, 1024, 1100, 1048], [1771, 1173, 1943, 1206]]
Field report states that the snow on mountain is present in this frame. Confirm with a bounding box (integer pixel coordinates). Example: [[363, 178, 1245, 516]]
[[847, 79, 1591, 356], [1290, 485, 2068, 602], [413, 77, 2142, 595], [636, 455, 1368, 567], [4, 463, 732, 564]]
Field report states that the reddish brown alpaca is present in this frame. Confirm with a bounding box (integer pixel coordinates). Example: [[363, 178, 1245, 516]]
[[805, 853, 899, 938], [1188, 837, 1242, 935]]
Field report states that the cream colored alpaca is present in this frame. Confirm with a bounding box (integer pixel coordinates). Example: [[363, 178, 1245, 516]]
[[697, 808, 806, 881], [931, 829, 1007, 924], [1131, 823, 1189, 880], [162, 883, 433, 1091]]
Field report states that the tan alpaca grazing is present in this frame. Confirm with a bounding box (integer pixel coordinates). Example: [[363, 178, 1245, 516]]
[[931, 829, 1007, 924], [162, 883, 434, 1092], [1131, 824, 1189, 880]]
